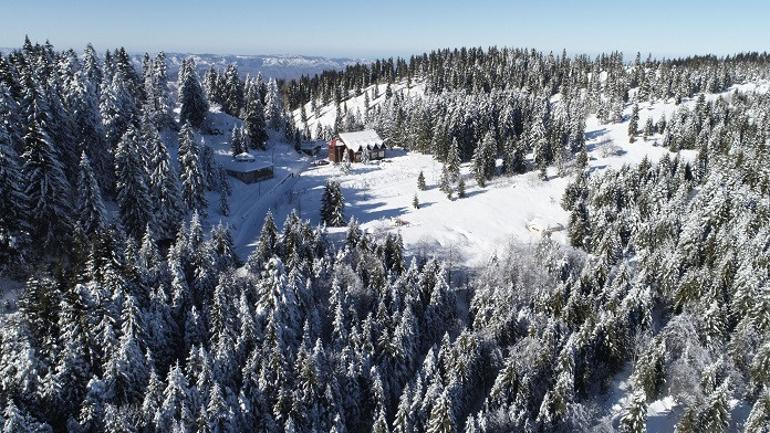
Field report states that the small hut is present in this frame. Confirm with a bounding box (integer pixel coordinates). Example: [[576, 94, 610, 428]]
[[328, 129, 386, 163]]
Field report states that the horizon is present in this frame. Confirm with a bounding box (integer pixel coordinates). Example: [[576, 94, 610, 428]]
[[4, 0, 770, 60], [3, 40, 769, 64]]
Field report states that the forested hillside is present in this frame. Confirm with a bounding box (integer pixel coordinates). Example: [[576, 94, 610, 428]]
[[1, 37, 770, 432]]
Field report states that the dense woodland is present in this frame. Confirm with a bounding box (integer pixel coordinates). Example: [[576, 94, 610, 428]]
[[1, 37, 770, 432]]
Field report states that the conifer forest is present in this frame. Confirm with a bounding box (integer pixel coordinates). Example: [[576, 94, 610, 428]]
[[1, 27, 770, 433]]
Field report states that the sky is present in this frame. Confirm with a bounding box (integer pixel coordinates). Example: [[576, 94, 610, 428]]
[[3, 0, 770, 59]]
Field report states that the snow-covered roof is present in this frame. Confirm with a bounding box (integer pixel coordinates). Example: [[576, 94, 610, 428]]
[[235, 152, 256, 162], [337, 130, 384, 152], [526, 218, 565, 234]]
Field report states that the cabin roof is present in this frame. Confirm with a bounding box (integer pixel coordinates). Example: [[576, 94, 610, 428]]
[[337, 129, 384, 152]]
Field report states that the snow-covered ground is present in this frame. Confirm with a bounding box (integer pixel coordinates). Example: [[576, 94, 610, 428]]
[[160, 106, 313, 256], [292, 81, 426, 138], [241, 80, 770, 270]]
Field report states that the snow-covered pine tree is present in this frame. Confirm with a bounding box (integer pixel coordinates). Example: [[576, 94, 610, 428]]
[[744, 388, 770, 433], [178, 122, 207, 213], [68, 70, 111, 185], [230, 126, 244, 156], [619, 390, 647, 433], [244, 97, 268, 150], [426, 389, 456, 433], [178, 57, 209, 128], [440, 164, 453, 194], [417, 171, 427, 190], [0, 120, 29, 270], [321, 180, 345, 227], [100, 71, 137, 148], [530, 111, 551, 181], [76, 152, 108, 236], [472, 143, 486, 188], [628, 103, 640, 143], [22, 105, 73, 250], [265, 78, 284, 130], [223, 63, 243, 116], [447, 138, 461, 182], [115, 125, 154, 239], [145, 122, 183, 239], [457, 178, 466, 198]]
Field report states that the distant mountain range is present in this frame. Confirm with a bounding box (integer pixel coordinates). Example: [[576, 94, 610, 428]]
[[136, 53, 365, 80], [0, 48, 365, 80]]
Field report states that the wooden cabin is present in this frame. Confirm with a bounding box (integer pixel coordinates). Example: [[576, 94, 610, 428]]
[[223, 152, 274, 184], [328, 130, 386, 163]]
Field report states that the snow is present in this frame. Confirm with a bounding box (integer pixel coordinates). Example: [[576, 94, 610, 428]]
[[159, 105, 312, 257], [596, 371, 752, 432], [336, 129, 384, 152], [160, 77, 770, 269], [234, 152, 256, 162], [292, 82, 426, 138], [212, 80, 769, 268]]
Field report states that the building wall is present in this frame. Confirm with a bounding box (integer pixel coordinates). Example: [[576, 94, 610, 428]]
[[329, 137, 386, 163], [328, 138, 344, 163], [226, 166, 274, 184]]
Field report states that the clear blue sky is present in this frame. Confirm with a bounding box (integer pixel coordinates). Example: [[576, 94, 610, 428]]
[[3, 0, 769, 59]]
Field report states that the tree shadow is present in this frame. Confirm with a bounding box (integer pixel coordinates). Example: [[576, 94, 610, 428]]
[[461, 188, 487, 199], [585, 127, 608, 142]]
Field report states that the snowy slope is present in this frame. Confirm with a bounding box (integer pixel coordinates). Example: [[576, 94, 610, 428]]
[[179, 78, 770, 271], [292, 82, 426, 138], [231, 81, 759, 271]]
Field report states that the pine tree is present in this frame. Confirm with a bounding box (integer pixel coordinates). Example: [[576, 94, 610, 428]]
[[103, 294, 149, 405], [413, 194, 420, 209], [0, 120, 29, 269], [248, 211, 278, 271], [472, 142, 486, 188], [178, 123, 207, 212], [575, 144, 588, 172], [178, 58, 209, 128], [643, 117, 654, 139], [115, 126, 154, 239], [22, 109, 73, 250], [426, 389, 456, 433], [628, 103, 640, 143], [568, 199, 590, 249], [457, 178, 466, 199], [230, 126, 244, 156], [700, 381, 731, 433], [146, 123, 183, 239], [417, 171, 427, 190], [744, 388, 770, 433], [530, 114, 551, 180], [244, 98, 268, 150], [3, 401, 48, 432], [76, 152, 108, 235], [69, 71, 110, 184], [100, 72, 137, 148], [223, 63, 243, 116], [321, 180, 345, 227], [447, 138, 461, 182], [619, 390, 647, 433], [265, 78, 284, 130], [150, 52, 172, 127]]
